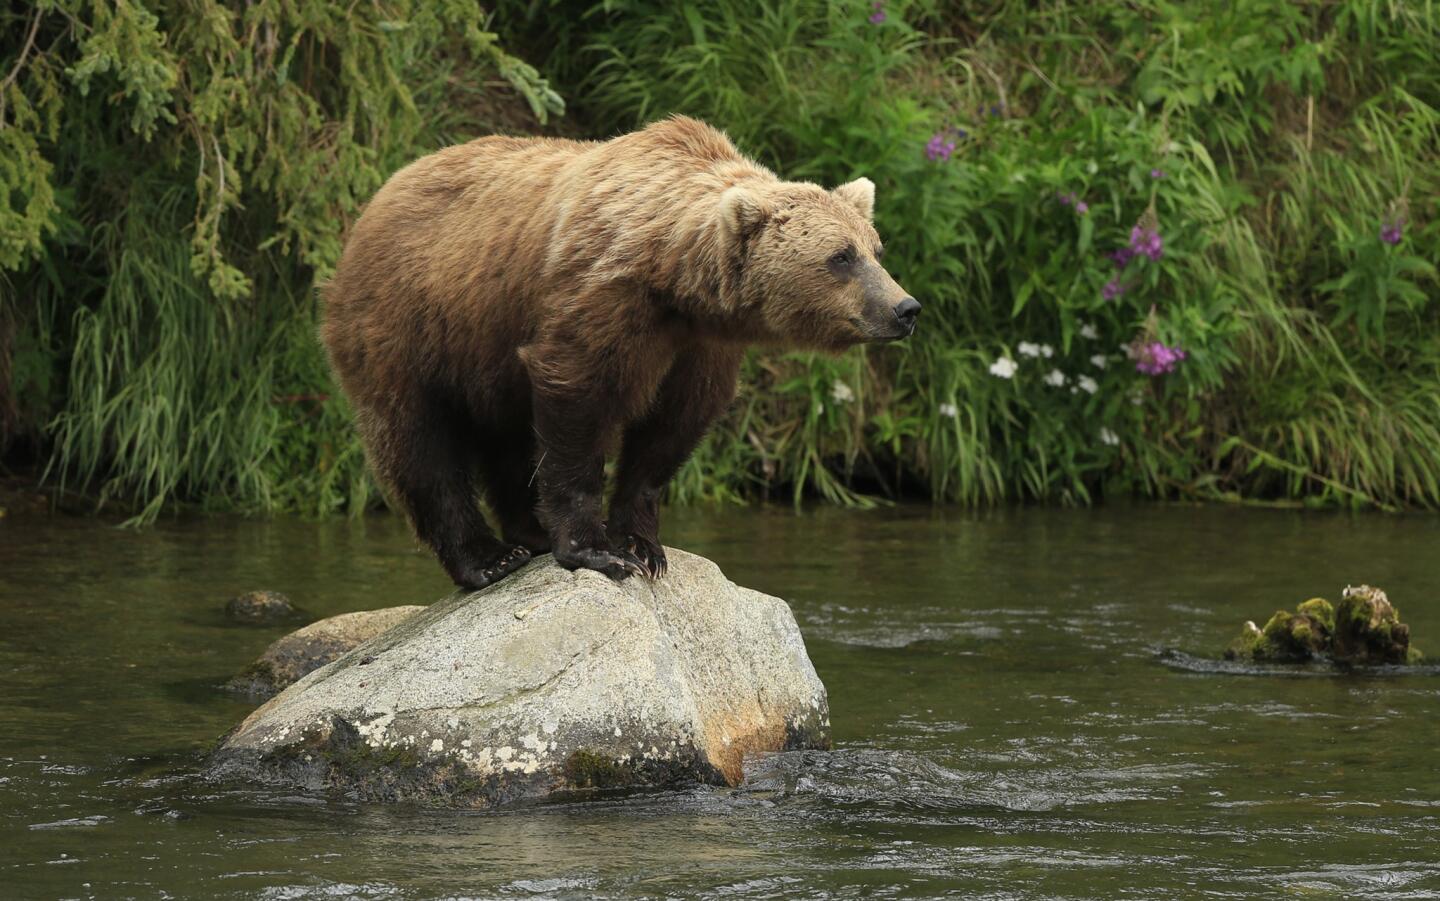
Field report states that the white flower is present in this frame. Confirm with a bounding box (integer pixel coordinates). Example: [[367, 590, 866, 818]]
[[1079, 322, 1099, 340], [1018, 341, 1042, 358], [938, 402, 959, 418], [1130, 388, 1145, 406], [1043, 368, 1067, 387], [1077, 375, 1098, 394], [1099, 427, 1119, 446], [1040, 344, 1055, 358], [1090, 354, 1109, 369], [830, 379, 855, 404], [988, 357, 1018, 379]]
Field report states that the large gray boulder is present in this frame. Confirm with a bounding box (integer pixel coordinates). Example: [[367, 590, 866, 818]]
[[206, 548, 830, 806]]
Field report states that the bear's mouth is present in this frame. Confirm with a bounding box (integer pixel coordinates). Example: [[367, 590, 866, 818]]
[[852, 316, 916, 343]]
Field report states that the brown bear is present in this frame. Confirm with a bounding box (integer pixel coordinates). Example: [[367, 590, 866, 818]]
[[322, 116, 918, 590]]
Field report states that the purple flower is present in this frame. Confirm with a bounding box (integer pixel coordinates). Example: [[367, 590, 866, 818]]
[[1057, 192, 1072, 206], [1129, 224, 1164, 261], [1102, 278, 1125, 301], [1150, 168, 1164, 179], [1134, 342, 1186, 376], [925, 127, 967, 162], [1075, 201, 1089, 214], [1381, 221, 1404, 245], [868, 1, 886, 23], [925, 131, 957, 161], [1110, 247, 1135, 269], [989, 103, 1004, 117]]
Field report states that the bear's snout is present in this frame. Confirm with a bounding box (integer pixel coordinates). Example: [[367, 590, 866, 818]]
[[893, 297, 921, 334]]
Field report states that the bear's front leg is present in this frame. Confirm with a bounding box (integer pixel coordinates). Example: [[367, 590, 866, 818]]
[[609, 344, 744, 579], [527, 363, 646, 582], [607, 487, 665, 579]]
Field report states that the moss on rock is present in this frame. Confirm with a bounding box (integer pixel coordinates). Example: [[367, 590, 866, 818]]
[[1225, 605, 1332, 662], [563, 749, 635, 790], [1296, 598, 1336, 633]]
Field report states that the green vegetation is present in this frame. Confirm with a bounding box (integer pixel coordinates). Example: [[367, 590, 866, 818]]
[[3, 1, 1438, 520], [0, 1, 561, 519]]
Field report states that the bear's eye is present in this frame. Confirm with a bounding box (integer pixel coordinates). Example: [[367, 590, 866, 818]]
[[827, 246, 857, 274]]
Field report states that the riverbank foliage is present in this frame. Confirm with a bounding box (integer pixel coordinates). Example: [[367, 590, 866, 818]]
[[3, 0, 1437, 520]]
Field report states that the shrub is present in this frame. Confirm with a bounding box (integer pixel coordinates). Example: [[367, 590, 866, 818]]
[[1, 1, 560, 519]]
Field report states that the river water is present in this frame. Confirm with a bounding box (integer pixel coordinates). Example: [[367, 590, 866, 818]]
[[2, 504, 1438, 898]]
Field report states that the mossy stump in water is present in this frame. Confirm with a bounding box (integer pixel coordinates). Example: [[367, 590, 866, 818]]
[[1225, 586, 1422, 666], [1333, 585, 1420, 665]]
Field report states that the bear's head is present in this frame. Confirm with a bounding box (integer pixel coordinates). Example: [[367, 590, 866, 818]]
[[718, 177, 918, 351]]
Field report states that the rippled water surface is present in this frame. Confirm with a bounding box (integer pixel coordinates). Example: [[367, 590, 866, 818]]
[[3, 504, 1439, 898]]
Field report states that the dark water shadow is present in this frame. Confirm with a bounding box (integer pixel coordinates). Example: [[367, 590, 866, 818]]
[[1155, 647, 1440, 678]]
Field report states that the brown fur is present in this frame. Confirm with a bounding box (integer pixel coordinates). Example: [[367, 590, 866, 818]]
[[322, 116, 916, 588]]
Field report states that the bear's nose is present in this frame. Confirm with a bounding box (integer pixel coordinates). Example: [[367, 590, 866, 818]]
[[893, 297, 921, 327]]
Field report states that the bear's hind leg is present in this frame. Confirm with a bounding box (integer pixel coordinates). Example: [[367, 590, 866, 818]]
[[367, 399, 531, 590]]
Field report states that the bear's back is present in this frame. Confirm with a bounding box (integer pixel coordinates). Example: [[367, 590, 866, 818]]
[[321, 118, 768, 405]]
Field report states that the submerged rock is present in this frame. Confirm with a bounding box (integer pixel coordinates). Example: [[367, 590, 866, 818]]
[[226, 606, 426, 698], [226, 590, 297, 624], [1224, 586, 1421, 666], [206, 549, 830, 807]]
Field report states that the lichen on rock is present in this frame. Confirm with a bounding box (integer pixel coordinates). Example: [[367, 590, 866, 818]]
[[1224, 586, 1421, 666]]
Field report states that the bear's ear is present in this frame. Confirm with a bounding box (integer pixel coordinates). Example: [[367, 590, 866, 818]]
[[832, 177, 876, 221], [717, 186, 771, 241]]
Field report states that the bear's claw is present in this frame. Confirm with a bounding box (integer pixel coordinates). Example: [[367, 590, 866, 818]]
[[623, 535, 667, 580], [555, 546, 646, 581], [457, 544, 532, 591]]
